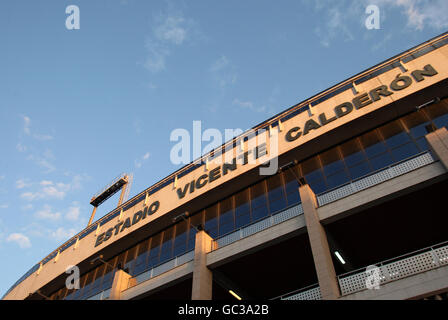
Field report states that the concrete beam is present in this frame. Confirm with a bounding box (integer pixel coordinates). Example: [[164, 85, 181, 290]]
[[299, 184, 340, 300], [191, 231, 213, 300], [426, 127, 448, 169], [110, 269, 133, 300]]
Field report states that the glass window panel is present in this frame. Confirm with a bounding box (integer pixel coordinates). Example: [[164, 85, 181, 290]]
[[124, 247, 137, 272], [267, 174, 285, 200], [251, 181, 267, 208], [100, 257, 116, 291], [301, 157, 323, 183], [219, 198, 234, 236], [147, 233, 162, 268], [159, 227, 174, 263], [391, 142, 420, 162], [402, 111, 428, 139], [369, 152, 394, 171], [235, 189, 250, 228], [269, 197, 287, 214], [251, 181, 268, 221], [348, 161, 372, 180], [309, 179, 327, 194], [325, 170, 350, 189], [433, 114, 448, 129], [205, 204, 219, 239], [133, 239, 150, 276], [187, 212, 203, 251], [360, 130, 387, 158], [380, 121, 410, 148], [90, 265, 105, 295], [284, 169, 301, 206], [425, 100, 448, 121], [320, 148, 345, 176], [416, 137, 430, 151], [340, 139, 366, 167], [173, 220, 188, 257]]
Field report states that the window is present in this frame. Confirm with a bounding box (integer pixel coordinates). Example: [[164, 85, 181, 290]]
[[301, 156, 324, 185], [380, 120, 410, 149], [159, 227, 174, 264], [283, 169, 301, 206], [360, 130, 387, 158], [219, 198, 234, 236], [235, 189, 250, 228], [340, 139, 367, 167], [133, 239, 150, 276], [147, 234, 162, 268], [173, 220, 188, 257], [251, 181, 268, 221], [204, 204, 219, 238], [187, 212, 203, 251], [267, 174, 287, 214], [320, 147, 345, 176]]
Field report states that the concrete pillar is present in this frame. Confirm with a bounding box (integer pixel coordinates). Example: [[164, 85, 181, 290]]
[[191, 231, 213, 300], [299, 184, 340, 300], [109, 269, 133, 300], [426, 127, 448, 170]]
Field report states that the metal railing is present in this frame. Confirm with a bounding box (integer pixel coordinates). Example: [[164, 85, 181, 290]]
[[126, 250, 195, 289], [338, 240, 448, 296], [211, 203, 304, 251], [272, 283, 322, 301], [317, 151, 436, 206]]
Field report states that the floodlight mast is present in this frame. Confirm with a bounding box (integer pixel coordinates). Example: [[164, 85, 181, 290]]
[[87, 173, 132, 227]]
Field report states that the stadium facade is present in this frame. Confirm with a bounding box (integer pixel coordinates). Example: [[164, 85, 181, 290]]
[[3, 32, 448, 301]]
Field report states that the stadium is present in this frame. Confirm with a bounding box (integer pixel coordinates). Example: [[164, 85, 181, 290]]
[[3, 31, 448, 301]]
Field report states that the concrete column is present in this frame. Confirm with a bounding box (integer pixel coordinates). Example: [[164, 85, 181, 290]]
[[191, 231, 213, 300], [299, 184, 340, 300], [426, 127, 448, 170], [109, 269, 133, 300]]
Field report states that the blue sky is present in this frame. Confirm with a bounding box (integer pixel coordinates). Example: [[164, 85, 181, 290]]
[[0, 0, 447, 297]]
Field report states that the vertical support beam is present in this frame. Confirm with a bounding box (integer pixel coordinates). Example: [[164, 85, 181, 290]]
[[426, 127, 448, 170], [87, 206, 97, 227], [117, 182, 128, 207], [110, 269, 133, 300], [191, 231, 213, 300], [299, 184, 340, 300]]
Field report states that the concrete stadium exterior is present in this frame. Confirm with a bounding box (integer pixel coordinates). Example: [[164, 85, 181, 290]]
[[3, 32, 448, 301]]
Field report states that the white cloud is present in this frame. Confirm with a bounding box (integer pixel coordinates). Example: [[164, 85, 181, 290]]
[[233, 99, 268, 114], [21, 204, 33, 211], [143, 12, 195, 74], [7, 233, 31, 248], [23, 116, 31, 135], [21, 115, 54, 141], [51, 227, 76, 242], [16, 179, 32, 189], [16, 143, 27, 152], [65, 205, 81, 221], [135, 152, 151, 169], [209, 56, 238, 89], [19, 176, 84, 202], [27, 154, 56, 173], [0, 204, 8, 209], [35, 205, 61, 221], [154, 16, 188, 45]]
